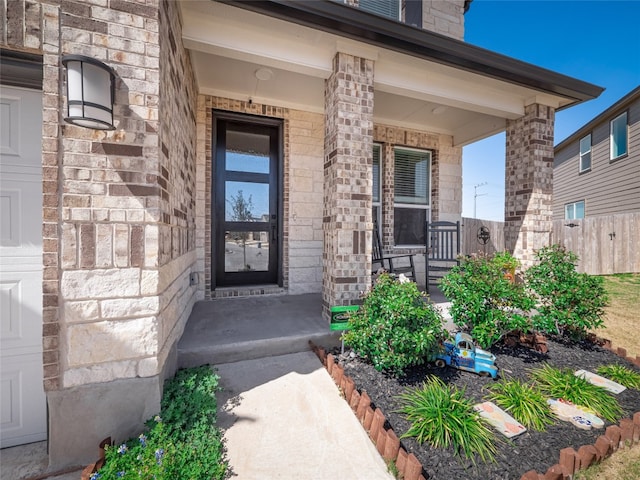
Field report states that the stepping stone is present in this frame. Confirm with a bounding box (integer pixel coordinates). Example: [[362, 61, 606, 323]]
[[574, 369, 626, 394], [474, 401, 527, 438], [547, 398, 604, 429]]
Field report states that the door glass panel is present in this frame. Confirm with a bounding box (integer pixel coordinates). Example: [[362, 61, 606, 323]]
[[226, 130, 270, 174], [225, 181, 269, 221], [225, 231, 269, 272]]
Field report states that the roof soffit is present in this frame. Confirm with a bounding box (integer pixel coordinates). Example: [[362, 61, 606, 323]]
[[181, 2, 564, 117]]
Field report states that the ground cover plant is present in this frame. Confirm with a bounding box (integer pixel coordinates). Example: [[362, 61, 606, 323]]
[[95, 366, 227, 480], [343, 273, 447, 375]]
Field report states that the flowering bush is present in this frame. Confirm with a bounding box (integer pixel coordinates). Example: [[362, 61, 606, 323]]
[[95, 366, 227, 479]]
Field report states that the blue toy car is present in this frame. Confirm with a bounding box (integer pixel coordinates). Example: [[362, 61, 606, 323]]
[[433, 332, 499, 378]]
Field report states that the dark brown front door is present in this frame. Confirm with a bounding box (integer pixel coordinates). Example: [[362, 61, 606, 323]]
[[213, 112, 281, 287]]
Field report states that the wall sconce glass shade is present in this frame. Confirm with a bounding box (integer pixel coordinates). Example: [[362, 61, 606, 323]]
[[62, 55, 116, 130]]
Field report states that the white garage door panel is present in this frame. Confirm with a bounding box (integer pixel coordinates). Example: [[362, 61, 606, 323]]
[[0, 90, 42, 167], [0, 84, 46, 447], [1, 173, 43, 252], [0, 269, 43, 354], [0, 353, 47, 448]]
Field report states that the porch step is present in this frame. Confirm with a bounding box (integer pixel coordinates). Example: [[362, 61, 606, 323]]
[[178, 330, 340, 367], [177, 293, 342, 367]]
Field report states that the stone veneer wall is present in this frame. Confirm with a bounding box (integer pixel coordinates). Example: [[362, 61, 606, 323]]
[[2, 0, 199, 469], [196, 97, 326, 298], [420, 0, 467, 40], [505, 103, 555, 267]]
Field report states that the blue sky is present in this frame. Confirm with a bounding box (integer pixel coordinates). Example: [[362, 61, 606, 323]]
[[462, 0, 640, 221]]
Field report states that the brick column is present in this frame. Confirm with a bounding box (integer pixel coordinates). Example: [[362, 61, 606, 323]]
[[505, 103, 555, 267], [322, 52, 374, 320]]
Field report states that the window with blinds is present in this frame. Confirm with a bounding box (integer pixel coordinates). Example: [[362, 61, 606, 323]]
[[394, 147, 431, 245], [358, 0, 401, 20]]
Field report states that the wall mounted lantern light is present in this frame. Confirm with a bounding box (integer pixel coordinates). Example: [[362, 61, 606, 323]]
[[62, 55, 116, 130]]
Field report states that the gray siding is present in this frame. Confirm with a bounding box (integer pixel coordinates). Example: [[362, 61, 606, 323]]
[[553, 97, 640, 220]]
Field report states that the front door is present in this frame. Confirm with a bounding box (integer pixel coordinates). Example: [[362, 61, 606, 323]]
[[214, 113, 281, 287], [0, 85, 47, 447]]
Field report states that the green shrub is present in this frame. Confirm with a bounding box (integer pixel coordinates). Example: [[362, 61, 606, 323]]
[[398, 376, 497, 463], [597, 364, 640, 390], [530, 364, 623, 422], [342, 273, 446, 376], [525, 245, 608, 338], [487, 378, 554, 431], [97, 366, 227, 480], [440, 252, 534, 348]]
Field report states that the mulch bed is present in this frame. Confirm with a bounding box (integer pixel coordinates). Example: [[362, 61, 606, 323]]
[[333, 336, 640, 480]]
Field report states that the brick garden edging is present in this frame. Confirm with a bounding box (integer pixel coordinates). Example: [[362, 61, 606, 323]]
[[309, 339, 640, 480]]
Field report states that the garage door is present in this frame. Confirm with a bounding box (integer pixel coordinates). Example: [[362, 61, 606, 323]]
[[0, 85, 46, 447]]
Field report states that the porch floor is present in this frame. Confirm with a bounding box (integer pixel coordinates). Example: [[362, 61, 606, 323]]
[[177, 293, 339, 367], [177, 286, 451, 368]]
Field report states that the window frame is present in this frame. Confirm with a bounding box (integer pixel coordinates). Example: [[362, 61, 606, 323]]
[[393, 146, 432, 247], [579, 133, 592, 173], [564, 200, 585, 220], [610, 111, 628, 161], [372, 143, 382, 229]]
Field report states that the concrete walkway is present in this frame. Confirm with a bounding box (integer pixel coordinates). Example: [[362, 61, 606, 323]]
[[215, 351, 394, 479]]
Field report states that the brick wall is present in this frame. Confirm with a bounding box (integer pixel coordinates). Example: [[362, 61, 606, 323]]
[[155, 0, 198, 378], [373, 124, 462, 248], [323, 52, 375, 318], [2, 1, 200, 467], [54, 0, 166, 388], [505, 103, 555, 267]]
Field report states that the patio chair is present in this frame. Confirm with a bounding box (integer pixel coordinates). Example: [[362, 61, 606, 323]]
[[372, 218, 416, 281]]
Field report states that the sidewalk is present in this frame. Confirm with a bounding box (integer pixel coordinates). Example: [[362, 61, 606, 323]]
[[215, 351, 394, 479]]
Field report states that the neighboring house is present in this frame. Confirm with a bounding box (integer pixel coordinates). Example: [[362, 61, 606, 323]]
[[554, 86, 640, 220], [0, 0, 602, 470]]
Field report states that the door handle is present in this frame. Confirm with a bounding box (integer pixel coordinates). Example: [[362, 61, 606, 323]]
[[271, 224, 277, 242]]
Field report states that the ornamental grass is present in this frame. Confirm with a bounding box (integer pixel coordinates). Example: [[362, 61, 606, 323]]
[[397, 376, 497, 464], [530, 364, 623, 423], [597, 364, 640, 390], [487, 377, 554, 431]]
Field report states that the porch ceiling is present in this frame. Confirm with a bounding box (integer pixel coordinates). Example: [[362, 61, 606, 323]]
[[180, 1, 577, 146]]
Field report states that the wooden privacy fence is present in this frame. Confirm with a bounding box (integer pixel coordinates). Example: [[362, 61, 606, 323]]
[[458, 213, 639, 275], [460, 217, 505, 257], [552, 212, 640, 275]]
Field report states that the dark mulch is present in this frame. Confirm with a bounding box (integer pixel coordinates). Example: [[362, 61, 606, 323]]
[[335, 336, 640, 480]]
